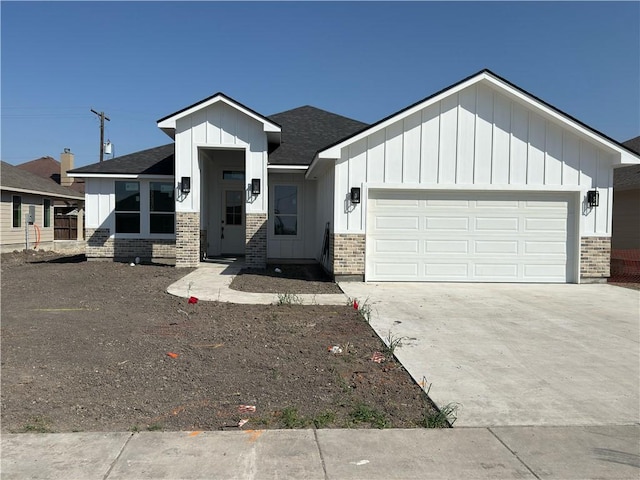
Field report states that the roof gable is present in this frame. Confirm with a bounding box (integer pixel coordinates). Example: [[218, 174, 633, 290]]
[[314, 69, 640, 168], [1, 161, 84, 199], [157, 92, 281, 141]]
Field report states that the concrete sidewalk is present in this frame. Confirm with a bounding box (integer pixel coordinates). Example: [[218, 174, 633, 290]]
[[166, 259, 348, 305], [3, 426, 639, 479]]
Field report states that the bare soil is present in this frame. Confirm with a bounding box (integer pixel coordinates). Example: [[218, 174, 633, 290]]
[[229, 263, 342, 294], [1, 251, 440, 433]]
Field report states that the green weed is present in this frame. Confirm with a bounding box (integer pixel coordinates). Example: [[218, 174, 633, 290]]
[[277, 293, 303, 306], [420, 402, 459, 428], [384, 330, 403, 357], [312, 411, 336, 428], [147, 423, 163, 431], [280, 407, 309, 428], [349, 403, 388, 429]]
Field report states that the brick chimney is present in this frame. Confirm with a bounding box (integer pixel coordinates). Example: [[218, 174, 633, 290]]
[[60, 148, 74, 187]]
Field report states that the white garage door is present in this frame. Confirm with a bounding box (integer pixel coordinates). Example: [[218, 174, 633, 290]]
[[366, 190, 576, 283]]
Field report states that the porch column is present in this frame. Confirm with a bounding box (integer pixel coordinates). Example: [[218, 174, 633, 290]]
[[176, 211, 200, 267], [245, 213, 267, 269]]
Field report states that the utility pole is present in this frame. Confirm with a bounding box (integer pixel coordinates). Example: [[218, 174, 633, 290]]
[[90, 109, 110, 162]]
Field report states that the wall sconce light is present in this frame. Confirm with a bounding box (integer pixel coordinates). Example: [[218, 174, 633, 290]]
[[587, 189, 599, 208], [251, 178, 261, 195], [350, 187, 361, 204], [181, 177, 191, 194]]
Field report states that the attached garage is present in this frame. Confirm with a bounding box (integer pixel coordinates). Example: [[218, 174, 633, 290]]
[[366, 190, 577, 283]]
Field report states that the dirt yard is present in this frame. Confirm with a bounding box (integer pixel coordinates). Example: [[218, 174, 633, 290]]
[[229, 263, 342, 294], [1, 251, 441, 433]]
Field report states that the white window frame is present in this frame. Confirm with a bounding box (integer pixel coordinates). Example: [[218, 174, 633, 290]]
[[270, 183, 300, 239]]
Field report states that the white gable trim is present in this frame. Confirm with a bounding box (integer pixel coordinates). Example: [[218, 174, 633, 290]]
[[157, 94, 281, 134], [310, 70, 639, 178]]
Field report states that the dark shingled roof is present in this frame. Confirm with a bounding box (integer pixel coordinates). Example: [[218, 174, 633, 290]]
[[68, 144, 174, 175], [1, 161, 84, 199], [614, 136, 640, 190], [267, 106, 368, 165]]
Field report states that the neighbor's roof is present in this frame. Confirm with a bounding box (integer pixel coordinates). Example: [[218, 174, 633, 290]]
[[614, 136, 640, 190], [1, 161, 84, 199], [267, 106, 368, 165], [68, 144, 174, 176], [17, 156, 85, 194]]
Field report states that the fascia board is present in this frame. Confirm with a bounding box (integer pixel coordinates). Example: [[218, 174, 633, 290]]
[[157, 96, 281, 134], [1, 186, 84, 200]]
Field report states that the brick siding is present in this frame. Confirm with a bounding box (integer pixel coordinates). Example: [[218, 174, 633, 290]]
[[246, 213, 267, 269], [175, 212, 200, 267], [580, 236, 611, 279], [85, 227, 175, 261], [332, 233, 365, 277]]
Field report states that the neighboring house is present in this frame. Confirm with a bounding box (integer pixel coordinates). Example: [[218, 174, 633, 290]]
[[17, 149, 86, 241], [611, 136, 640, 276], [1, 161, 85, 253], [69, 69, 640, 283]]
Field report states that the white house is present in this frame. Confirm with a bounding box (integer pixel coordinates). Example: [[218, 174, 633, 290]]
[[69, 70, 640, 283]]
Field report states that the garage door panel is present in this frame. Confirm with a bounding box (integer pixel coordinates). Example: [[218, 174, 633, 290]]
[[475, 217, 519, 232], [475, 240, 518, 254], [367, 191, 575, 283], [474, 263, 519, 278], [374, 239, 419, 254], [425, 240, 469, 253], [524, 241, 566, 254], [424, 263, 469, 277], [374, 262, 419, 277], [374, 216, 419, 230], [425, 217, 469, 230], [524, 217, 567, 232]]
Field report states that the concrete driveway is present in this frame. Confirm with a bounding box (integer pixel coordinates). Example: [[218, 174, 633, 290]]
[[338, 282, 640, 427]]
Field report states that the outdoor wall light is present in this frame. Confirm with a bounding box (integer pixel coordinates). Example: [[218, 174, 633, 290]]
[[350, 187, 361, 204], [181, 177, 191, 194], [587, 189, 599, 208], [251, 178, 261, 195]]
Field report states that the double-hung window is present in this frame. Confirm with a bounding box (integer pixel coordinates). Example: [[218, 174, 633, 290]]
[[115, 181, 140, 233], [150, 182, 175, 234], [274, 185, 297, 236]]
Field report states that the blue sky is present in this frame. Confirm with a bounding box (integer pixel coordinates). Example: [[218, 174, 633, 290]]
[[2, 1, 639, 168]]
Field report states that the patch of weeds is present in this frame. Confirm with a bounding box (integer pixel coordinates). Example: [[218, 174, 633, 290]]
[[420, 402, 459, 428], [147, 423, 163, 431], [130, 425, 140, 433], [270, 368, 282, 380], [383, 330, 403, 357], [277, 293, 303, 306], [349, 403, 388, 429], [312, 411, 336, 428], [22, 416, 53, 433], [348, 297, 373, 323], [250, 415, 274, 428], [280, 407, 309, 428]]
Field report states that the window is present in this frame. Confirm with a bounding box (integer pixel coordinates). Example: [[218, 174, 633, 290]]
[[225, 190, 243, 225], [274, 185, 297, 236], [150, 182, 174, 234], [12, 195, 21, 228], [43, 199, 51, 227], [115, 181, 140, 233], [222, 170, 245, 181]]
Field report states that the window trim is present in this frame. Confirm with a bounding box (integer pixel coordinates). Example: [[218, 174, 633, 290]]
[[43, 199, 51, 228], [114, 181, 141, 234], [149, 181, 175, 234], [12, 195, 22, 228], [271, 184, 300, 239]]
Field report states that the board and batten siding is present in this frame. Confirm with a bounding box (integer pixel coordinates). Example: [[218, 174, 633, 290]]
[[334, 83, 614, 235], [313, 166, 335, 263], [175, 101, 269, 214], [267, 173, 317, 259]]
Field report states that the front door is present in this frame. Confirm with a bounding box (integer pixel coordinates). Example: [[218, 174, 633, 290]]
[[220, 189, 245, 255]]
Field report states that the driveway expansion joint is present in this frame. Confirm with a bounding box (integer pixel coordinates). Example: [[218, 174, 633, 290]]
[[488, 427, 541, 480], [102, 432, 134, 480]]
